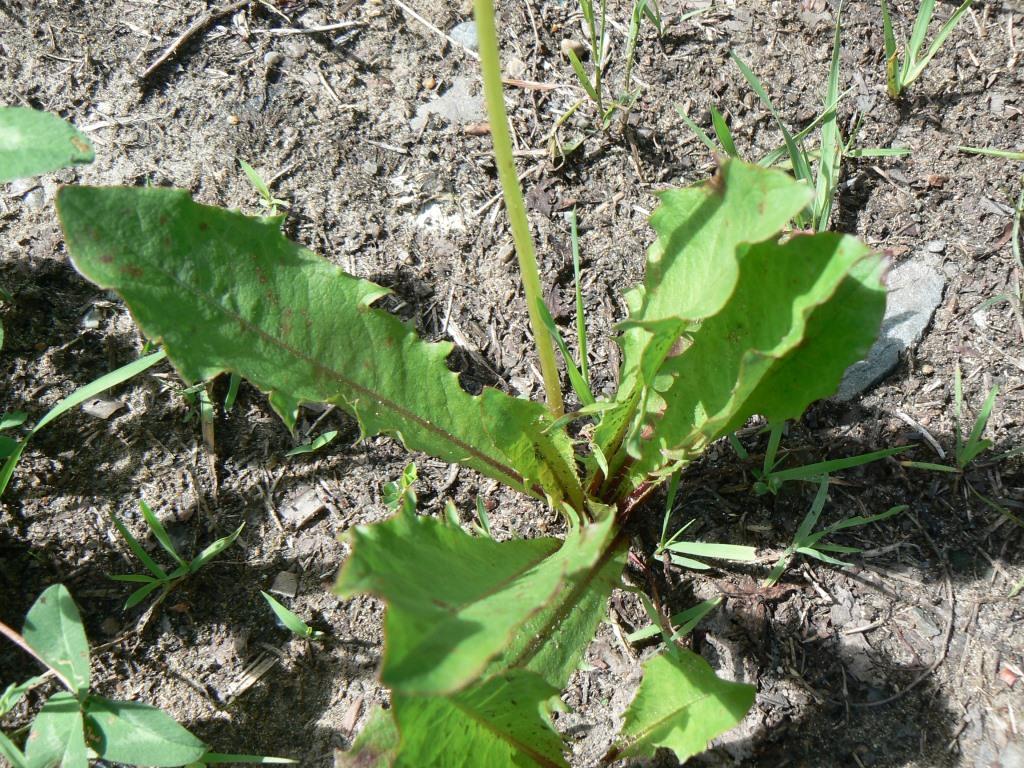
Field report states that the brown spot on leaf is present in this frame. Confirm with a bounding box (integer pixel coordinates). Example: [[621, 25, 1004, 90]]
[[121, 265, 144, 278], [199, 221, 208, 231], [70, 136, 90, 153]]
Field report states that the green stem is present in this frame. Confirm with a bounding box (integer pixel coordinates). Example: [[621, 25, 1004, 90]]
[[474, 0, 564, 416]]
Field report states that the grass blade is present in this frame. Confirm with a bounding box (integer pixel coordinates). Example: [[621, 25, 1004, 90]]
[[959, 385, 998, 467], [261, 591, 315, 638], [958, 146, 1024, 160], [190, 523, 245, 573], [627, 597, 720, 643], [139, 500, 187, 568], [709, 106, 739, 158], [880, 0, 897, 61], [675, 106, 721, 155], [764, 445, 908, 484], [906, 0, 935, 66], [732, 53, 813, 185], [537, 298, 595, 406], [567, 49, 601, 105], [570, 209, 590, 390], [794, 477, 830, 544], [814, 1, 844, 231], [108, 509, 168, 580], [910, 0, 973, 83], [663, 541, 756, 561], [125, 580, 166, 610]]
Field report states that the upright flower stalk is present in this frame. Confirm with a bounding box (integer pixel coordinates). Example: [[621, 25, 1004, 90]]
[[473, 0, 564, 417]]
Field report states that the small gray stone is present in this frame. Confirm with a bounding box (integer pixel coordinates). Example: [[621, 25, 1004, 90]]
[[269, 570, 299, 598], [925, 239, 946, 253], [263, 51, 283, 68], [23, 187, 46, 209], [281, 485, 325, 529], [449, 21, 477, 51], [7, 178, 37, 197], [836, 260, 945, 400], [409, 75, 484, 131], [82, 397, 126, 420]]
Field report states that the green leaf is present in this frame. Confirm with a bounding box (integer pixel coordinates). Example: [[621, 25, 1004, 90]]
[[622, 230, 884, 497], [335, 513, 615, 695], [611, 650, 754, 762], [663, 541, 756, 561], [0, 677, 45, 718], [56, 187, 579, 505], [593, 161, 811, 474], [0, 107, 94, 183], [285, 430, 338, 456], [336, 706, 399, 768], [627, 161, 810, 327], [21, 585, 90, 696], [392, 671, 567, 768], [85, 696, 207, 766], [23, 692, 86, 768], [261, 591, 320, 638], [189, 523, 244, 573], [0, 730, 27, 768], [139, 499, 187, 568], [496, 534, 625, 689]]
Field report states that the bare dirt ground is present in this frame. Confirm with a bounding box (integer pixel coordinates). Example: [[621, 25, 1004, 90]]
[[1, 0, 1023, 766]]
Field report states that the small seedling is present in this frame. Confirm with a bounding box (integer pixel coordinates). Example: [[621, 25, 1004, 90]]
[[902, 364, 998, 475], [680, 3, 908, 231], [286, 430, 338, 456], [738, 421, 908, 496], [240, 159, 289, 216], [764, 477, 907, 586], [881, 0, 973, 100], [553, 0, 707, 152], [0, 585, 292, 767], [261, 592, 325, 639], [626, 596, 720, 644], [656, 470, 756, 570], [108, 500, 244, 609]]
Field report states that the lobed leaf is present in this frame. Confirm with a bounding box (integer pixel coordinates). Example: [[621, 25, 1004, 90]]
[[592, 161, 811, 477], [56, 186, 580, 505], [392, 671, 567, 768], [611, 650, 754, 762], [335, 512, 614, 696], [619, 231, 885, 497], [21, 585, 90, 696], [496, 534, 625, 690], [0, 107, 93, 183]]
